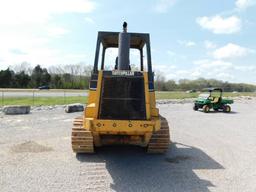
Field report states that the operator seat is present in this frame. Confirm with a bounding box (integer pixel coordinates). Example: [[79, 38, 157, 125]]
[[211, 97, 220, 103]]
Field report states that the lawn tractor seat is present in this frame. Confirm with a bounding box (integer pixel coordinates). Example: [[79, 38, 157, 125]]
[[211, 97, 220, 103]]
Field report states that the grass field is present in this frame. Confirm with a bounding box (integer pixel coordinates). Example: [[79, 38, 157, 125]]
[[0, 88, 87, 92], [156, 91, 256, 100], [0, 96, 87, 106], [0, 91, 255, 106], [156, 92, 199, 99]]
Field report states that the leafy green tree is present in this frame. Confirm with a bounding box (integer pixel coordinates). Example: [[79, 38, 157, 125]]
[[31, 65, 51, 87], [165, 80, 177, 91], [51, 74, 63, 88], [14, 71, 31, 88], [41, 68, 51, 85], [0, 68, 14, 88]]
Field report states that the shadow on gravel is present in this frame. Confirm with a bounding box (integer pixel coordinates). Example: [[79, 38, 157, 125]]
[[76, 142, 224, 192]]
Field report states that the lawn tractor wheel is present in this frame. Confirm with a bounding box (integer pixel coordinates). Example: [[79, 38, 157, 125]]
[[193, 105, 198, 111], [224, 105, 231, 113], [203, 105, 210, 113]]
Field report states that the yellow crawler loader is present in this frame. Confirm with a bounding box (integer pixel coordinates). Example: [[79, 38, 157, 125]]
[[71, 23, 170, 153]]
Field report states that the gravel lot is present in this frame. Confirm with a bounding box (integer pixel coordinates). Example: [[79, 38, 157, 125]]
[[1, 99, 256, 192]]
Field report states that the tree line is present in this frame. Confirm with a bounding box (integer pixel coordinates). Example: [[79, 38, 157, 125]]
[[154, 73, 256, 92], [0, 63, 92, 89], [0, 63, 255, 92]]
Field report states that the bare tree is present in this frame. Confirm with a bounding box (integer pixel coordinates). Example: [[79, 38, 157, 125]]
[[11, 62, 32, 75]]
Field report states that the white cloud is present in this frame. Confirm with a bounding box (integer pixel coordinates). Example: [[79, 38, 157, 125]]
[[234, 65, 256, 71], [154, 0, 176, 13], [153, 64, 177, 79], [176, 70, 191, 76], [0, 33, 48, 51], [153, 58, 256, 82], [0, 0, 96, 25], [154, 64, 176, 71], [196, 15, 241, 34], [0, 47, 88, 69], [152, 52, 256, 82], [47, 27, 70, 37], [189, 59, 235, 80], [157, 59, 234, 81], [186, 41, 196, 47], [178, 40, 196, 47], [0, 0, 97, 69], [85, 17, 95, 24], [212, 43, 254, 59], [204, 40, 217, 49], [193, 59, 233, 70], [0, 28, 90, 69], [216, 72, 234, 80], [236, 0, 256, 9]]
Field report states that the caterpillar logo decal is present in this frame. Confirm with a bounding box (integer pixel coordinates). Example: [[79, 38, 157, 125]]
[[112, 70, 134, 76]]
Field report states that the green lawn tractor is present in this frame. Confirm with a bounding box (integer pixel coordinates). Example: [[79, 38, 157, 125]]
[[193, 88, 234, 113]]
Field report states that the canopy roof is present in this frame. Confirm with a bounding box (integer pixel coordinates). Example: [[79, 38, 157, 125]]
[[98, 31, 149, 49]]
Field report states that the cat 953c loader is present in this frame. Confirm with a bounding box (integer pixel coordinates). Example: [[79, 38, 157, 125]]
[[71, 22, 170, 153]]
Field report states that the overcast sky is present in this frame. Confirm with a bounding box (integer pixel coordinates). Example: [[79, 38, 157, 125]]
[[0, 0, 255, 83]]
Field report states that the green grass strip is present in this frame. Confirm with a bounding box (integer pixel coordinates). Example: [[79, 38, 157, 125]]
[[0, 92, 255, 106], [1, 96, 87, 106]]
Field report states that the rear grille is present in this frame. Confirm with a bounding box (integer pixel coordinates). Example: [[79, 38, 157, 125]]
[[99, 76, 146, 120]]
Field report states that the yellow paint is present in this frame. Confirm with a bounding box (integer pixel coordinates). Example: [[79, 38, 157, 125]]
[[149, 92, 159, 117], [92, 119, 158, 133], [143, 72, 151, 120], [83, 70, 161, 145], [87, 91, 97, 103], [94, 70, 103, 118]]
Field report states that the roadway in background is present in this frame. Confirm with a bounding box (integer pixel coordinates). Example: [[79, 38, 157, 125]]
[[0, 89, 88, 97]]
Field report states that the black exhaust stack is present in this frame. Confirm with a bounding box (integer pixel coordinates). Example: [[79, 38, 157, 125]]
[[117, 22, 130, 70]]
